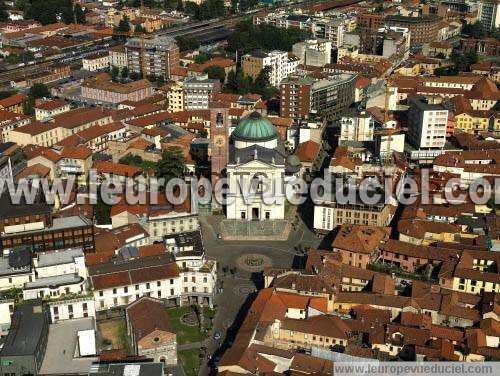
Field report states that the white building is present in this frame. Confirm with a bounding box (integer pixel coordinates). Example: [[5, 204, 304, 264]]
[[183, 74, 220, 110], [340, 112, 375, 142], [242, 50, 299, 87], [0, 246, 33, 291], [90, 253, 183, 311], [35, 99, 70, 122], [23, 247, 88, 300], [407, 95, 448, 150], [82, 53, 110, 72], [47, 297, 96, 323], [226, 112, 290, 221], [166, 231, 217, 306], [292, 39, 332, 67], [109, 45, 128, 69]]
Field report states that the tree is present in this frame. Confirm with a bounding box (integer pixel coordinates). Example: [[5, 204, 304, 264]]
[[111, 65, 120, 80], [176, 0, 184, 12], [0, 90, 18, 100], [224, 70, 238, 92], [95, 193, 111, 225], [121, 66, 129, 78], [462, 21, 487, 39], [130, 71, 141, 80], [118, 15, 131, 33], [61, 0, 75, 24], [0, 0, 9, 21], [156, 146, 186, 187], [134, 24, 143, 33], [22, 96, 35, 116], [29, 83, 50, 99], [194, 52, 211, 64], [175, 36, 200, 51], [204, 65, 226, 82], [147, 73, 157, 82], [74, 3, 85, 24]]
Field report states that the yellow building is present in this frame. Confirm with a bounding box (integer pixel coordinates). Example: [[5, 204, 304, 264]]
[[166, 81, 184, 113], [453, 95, 494, 134], [0, 93, 27, 114], [451, 250, 500, 295]]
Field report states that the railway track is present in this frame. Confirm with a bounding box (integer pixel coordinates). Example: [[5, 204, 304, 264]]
[[0, 0, 365, 87]]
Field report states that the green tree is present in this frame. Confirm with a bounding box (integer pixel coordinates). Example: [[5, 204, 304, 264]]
[[175, 36, 200, 51], [156, 76, 165, 86], [118, 15, 131, 33], [176, 0, 184, 12], [157, 146, 186, 186], [0, 90, 18, 100], [462, 21, 487, 39], [134, 24, 143, 33], [0, 0, 9, 21], [224, 70, 238, 92], [130, 71, 141, 80], [194, 52, 211, 64], [95, 193, 111, 225], [204, 65, 226, 82], [121, 66, 129, 78], [61, 0, 75, 24], [147, 73, 157, 82], [22, 96, 35, 116], [29, 83, 50, 99], [111, 65, 120, 80], [74, 3, 85, 24]]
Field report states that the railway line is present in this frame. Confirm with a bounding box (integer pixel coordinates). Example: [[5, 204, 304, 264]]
[[0, 0, 365, 87]]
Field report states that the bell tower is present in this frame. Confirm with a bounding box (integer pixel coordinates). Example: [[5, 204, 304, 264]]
[[210, 104, 230, 186]]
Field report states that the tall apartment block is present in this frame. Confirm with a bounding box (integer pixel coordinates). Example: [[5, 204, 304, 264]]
[[125, 36, 179, 79]]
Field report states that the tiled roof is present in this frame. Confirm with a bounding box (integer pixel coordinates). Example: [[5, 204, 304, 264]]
[[92, 161, 142, 177], [294, 140, 320, 163], [60, 145, 92, 160], [0, 93, 27, 108], [126, 297, 174, 340], [53, 107, 111, 129], [333, 224, 391, 254], [35, 99, 68, 111]]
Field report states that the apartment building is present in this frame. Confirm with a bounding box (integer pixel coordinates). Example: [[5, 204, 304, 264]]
[[254, 12, 346, 48], [0, 198, 95, 253], [183, 75, 221, 110], [280, 73, 356, 119], [34, 99, 70, 122], [0, 93, 26, 114], [385, 14, 443, 46], [242, 50, 299, 87], [109, 45, 128, 68], [0, 110, 30, 142], [89, 254, 183, 311], [479, 0, 500, 30], [23, 247, 88, 300], [166, 81, 184, 112], [56, 146, 93, 186], [82, 52, 110, 72], [407, 95, 448, 150], [292, 39, 332, 67], [81, 78, 154, 105], [125, 36, 179, 79], [166, 231, 216, 307]]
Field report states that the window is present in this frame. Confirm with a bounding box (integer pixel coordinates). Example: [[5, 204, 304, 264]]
[[124, 286, 128, 293], [113, 288, 117, 295], [99, 291, 103, 297]]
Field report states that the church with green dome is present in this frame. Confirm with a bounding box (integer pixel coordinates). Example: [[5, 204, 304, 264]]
[[225, 111, 301, 221]]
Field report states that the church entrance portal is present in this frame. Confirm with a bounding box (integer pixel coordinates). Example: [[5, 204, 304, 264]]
[[252, 208, 259, 220]]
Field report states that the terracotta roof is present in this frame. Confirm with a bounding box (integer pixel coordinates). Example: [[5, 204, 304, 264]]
[[294, 140, 320, 163], [142, 127, 169, 138], [0, 93, 27, 108], [23, 145, 61, 162], [92, 161, 142, 177], [126, 111, 172, 128], [53, 107, 111, 130], [281, 315, 350, 339], [13, 121, 59, 135], [0, 109, 29, 123], [15, 163, 50, 180], [137, 243, 165, 258], [91, 262, 180, 290], [83, 78, 152, 94], [35, 99, 68, 111], [333, 225, 391, 254], [126, 297, 174, 340], [187, 57, 235, 73], [60, 145, 92, 160]]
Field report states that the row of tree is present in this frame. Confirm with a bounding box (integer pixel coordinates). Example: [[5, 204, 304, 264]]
[[224, 66, 277, 100], [227, 20, 311, 53], [15, 0, 85, 25], [183, 0, 225, 21]]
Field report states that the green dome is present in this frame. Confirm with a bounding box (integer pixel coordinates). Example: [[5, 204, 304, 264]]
[[232, 112, 278, 142]]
